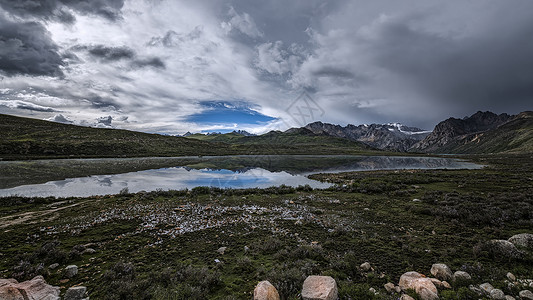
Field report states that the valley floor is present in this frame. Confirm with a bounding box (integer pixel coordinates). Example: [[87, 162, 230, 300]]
[[0, 154, 532, 299]]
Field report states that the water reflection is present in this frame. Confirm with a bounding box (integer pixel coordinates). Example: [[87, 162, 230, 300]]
[[0, 156, 482, 198]]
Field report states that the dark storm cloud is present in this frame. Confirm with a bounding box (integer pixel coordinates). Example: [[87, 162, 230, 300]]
[[0, 0, 125, 23], [0, 15, 64, 77], [86, 45, 135, 61], [361, 6, 533, 114], [97, 115, 112, 126], [132, 57, 166, 69]]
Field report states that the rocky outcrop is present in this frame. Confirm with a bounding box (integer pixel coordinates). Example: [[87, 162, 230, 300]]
[[399, 272, 438, 300], [509, 233, 533, 250], [301, 276, 338, 300], [519, 290, 533, 300], [0, 276, 60, 300], [253, 281, 280, 300]]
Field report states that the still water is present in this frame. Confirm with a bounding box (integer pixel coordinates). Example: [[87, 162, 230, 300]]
[[0, 155, 482, 197]]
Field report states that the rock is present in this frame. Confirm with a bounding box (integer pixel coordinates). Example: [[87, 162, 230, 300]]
[[400, 295, 415, 300], [442, 281, 451, 289], [301, 276, 338, 300], [253, 281, 279, 300], [430, 263, 453, 281], [360, 262, 371, 272], [395, 286, 402, 293], [369, 287, 377, 294], [217, 247, 227, 255], [0, 276, 60, 300], [429, 278, 443, 289], [41, 295, 61, 300], [0, 285, 25, 300], [384, 282, 395, 293], [509, 233, 533, 250], [505, 296, 516, 300], [480, 283, 495, 295], [454, 271, 472, 283], [412, 199, 421, 202], [244, 246, 250, 253], [82, 248, 96, 255], [507, 272, 517, 282], [486, 240, 525, 259], [490, 289, 505, 300], [399, 272, 438, 300], [64, 286, 87, 300], [0, 279, 18, 287], [49, 263, 59, 270], [519, 290, 533, 300], [64, 265, 78, 278], [469, 284, 483, 295]]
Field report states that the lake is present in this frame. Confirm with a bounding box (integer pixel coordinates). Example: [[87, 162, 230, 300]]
[[0, 155, 482, 197]]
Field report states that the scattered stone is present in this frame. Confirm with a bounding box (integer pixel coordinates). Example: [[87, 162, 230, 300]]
[[508, 233, 533, 250], [64, 286, 87, 300], [454, 271, 472, 283], [0, 276, 60, 300], [59, 279, 69, 284], [369, 287, 377, 294], [430, 263, 453, 281], [384, 282, 395, 293], [519, 290, 533, 300], [400, 295, 415, 300], [360, 262, 371, 272], [469, 284, 483, 295], [244, 246, 250, 253], [486, 240, 524, 259], [507, 272, 517, 282], [253, 281, 280, 300], [301, 276, 338, 300], [480, 283, 495, 295], [412, 199, 421, 202], [82, 248, 96, 255], [64, 265, 78, 278], [399, 272, 438, 300], [395, 286, 402, 293], [505, 295, 515, 300], [442, 281, 451, 289], [49, 263, 59, 270], [217, 247, 227, 255], [490, 289, 505, 300]]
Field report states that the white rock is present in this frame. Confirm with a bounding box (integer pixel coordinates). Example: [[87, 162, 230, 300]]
[[400, 295, 415, 300], [64, 286, 87, 300], [253, 281, 280, 300], [217, 247, 227, 254], [384, 282, 395, 293], [505, 295, 515, 300], [360, 262, 371, 272], [301, 276, 338, 300], [399, 272, 438, 300], [430, 263, 453, 281], [454, 271, 472, 282], [490, 289, 505, 300], [519, 290, 533, 300], [508, 233, 533, 250], [480, 283, 495, 295], [507, 272, 517, 282], [64, 265, 78, 278]]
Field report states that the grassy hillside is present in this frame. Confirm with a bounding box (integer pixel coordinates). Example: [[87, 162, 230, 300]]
[[432, 111, 533, 154], [0, 114, 236, 159], [0, 114, 376, 159]]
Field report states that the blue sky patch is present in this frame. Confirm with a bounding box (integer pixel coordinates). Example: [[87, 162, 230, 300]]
[[186, 101, 277, 130]]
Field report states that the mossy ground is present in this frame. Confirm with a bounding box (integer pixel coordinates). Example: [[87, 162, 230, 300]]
[[0, 154, 532, 299]]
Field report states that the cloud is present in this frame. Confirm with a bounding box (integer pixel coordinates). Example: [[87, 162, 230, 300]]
[[0, 14, 64, 77], [84, 45, 135, 61], [0, 100, 60, 112], [97, 115, 113, 126], [47, 114, 73, 124], [255, 41, 304, 75], [221, 6, 263, 38], [132, 57, 166, 69], [0, 0, 125, 23]]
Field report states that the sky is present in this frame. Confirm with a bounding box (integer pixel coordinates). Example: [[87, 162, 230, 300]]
[[0, 0, 532, 134]]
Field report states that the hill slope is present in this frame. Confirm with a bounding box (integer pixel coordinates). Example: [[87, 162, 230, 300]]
[[412, 111, 533, 154], [0, 114, 232, 159]]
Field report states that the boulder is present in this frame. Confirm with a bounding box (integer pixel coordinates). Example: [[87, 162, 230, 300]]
[[82, 248, 96, 255], [384, 282, 395, 293], [399, 272, 438, 300], [400, 295, 415, 300], [301, 276, 338, 300], [508, 233, 533, 250], [360, 262, 371, 272], [430, 264, 453, 281], [0, 279, 18, 287], [453, 271, 472, 282], [0, 286, 25, 300], [469, 284, 483, 295], [64, 265, 78, 278], [507, 272, 517, 282], [519, 290, 533, 300], [253, 281, 280, 300], [490, 289, 505, 300], [0, 276, 60, 300], [486, 240, 524, 259], [505, 296, 515, 300], [217, 247, 227, 255], [442, 281, 451, 289], [480, 283, 495, 295], [48, 263, 59, 270], [64, 286, 87, 300]]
